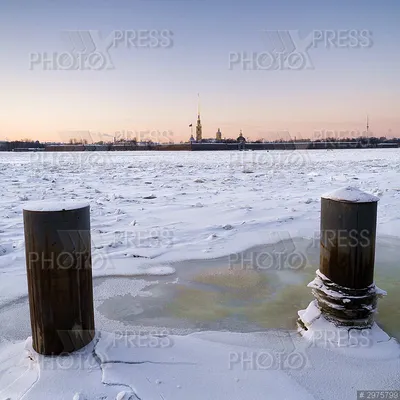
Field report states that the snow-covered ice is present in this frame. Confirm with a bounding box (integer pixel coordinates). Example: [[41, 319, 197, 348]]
[[1, 149, 400, 399]]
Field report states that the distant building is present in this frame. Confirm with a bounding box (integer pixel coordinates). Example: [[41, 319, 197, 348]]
[[189, 134, 196, 143], [216, 128, 222, 141], [237, 130, 246, 143], [237, 130, 246, 150], [196, 114, 202, 142]]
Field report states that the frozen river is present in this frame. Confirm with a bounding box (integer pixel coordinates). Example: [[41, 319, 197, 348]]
[[1, 150, 400, 400], [1, 150, 400, 339]]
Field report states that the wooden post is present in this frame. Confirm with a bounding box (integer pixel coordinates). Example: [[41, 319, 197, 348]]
[[308, 187, 382, 327], [23, 202, 95, 355]]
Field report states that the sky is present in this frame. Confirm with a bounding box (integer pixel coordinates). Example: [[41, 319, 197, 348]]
[[0, 0, 399, 143]]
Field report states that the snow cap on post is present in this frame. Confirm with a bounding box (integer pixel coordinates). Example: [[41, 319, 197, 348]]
[[23, 200, 90, 212], [321, 186, 379, 203]]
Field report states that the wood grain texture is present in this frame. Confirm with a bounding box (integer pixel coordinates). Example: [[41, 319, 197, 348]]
[[23, 205, 95, 355]]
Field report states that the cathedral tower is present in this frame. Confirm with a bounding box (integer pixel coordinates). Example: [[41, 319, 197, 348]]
[[196, 113, 202, 142]]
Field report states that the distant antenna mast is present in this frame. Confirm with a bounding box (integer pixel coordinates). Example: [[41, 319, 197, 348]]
[[366, 115, 369, 136]]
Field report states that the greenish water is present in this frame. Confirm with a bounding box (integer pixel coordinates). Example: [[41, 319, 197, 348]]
[[1, 237, 398, 341], [96, 236, 400, 339]]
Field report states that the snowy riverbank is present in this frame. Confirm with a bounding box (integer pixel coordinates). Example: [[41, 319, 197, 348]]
[[1, 149, 400, 399]]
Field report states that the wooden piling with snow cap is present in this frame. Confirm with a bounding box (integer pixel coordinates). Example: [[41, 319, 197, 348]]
[[307, 187, 385, 327], [23, 201, 95, 355]]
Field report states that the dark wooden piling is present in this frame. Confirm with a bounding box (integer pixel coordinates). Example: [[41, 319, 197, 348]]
[[309, 187, 381, 327], [23, 202, 95, 355]]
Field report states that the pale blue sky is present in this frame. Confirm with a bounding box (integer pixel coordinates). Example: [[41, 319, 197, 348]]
[[1, 0, 399, 141]]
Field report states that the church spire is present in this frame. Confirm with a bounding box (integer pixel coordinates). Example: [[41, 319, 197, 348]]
[[196, 93, 202, 142]]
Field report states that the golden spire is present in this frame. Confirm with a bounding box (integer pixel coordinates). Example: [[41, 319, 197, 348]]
[[196, 93, 202, 142]]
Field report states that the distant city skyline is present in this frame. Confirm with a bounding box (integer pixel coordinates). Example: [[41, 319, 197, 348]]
[[1, 0, 399, 142]]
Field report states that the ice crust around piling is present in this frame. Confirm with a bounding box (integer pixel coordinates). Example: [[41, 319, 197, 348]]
[[322, 186, 379, 203], [298, 300, 400, 360], [23, 201, 90, 212]]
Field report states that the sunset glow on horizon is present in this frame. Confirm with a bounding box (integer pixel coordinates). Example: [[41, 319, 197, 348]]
[[1, 0, 399, 143]]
